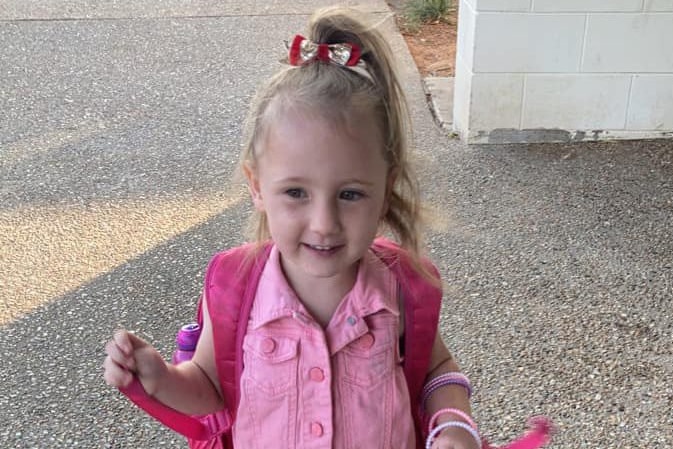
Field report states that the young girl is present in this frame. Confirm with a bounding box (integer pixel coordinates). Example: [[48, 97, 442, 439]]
[[104, 7, 478, 449]]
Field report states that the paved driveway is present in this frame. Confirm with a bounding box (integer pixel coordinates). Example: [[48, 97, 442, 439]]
[[1, 1, 672, 448]]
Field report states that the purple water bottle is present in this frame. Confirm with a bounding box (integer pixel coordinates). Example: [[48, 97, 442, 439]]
[[172, 323, 201, 364]]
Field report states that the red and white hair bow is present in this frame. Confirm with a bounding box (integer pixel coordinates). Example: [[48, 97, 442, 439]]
[[287, 34, 363, 67]]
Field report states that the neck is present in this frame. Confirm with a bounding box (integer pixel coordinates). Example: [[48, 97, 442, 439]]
[[281, 261, 359, 328]]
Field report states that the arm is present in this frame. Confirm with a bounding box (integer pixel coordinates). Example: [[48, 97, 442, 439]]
[[423, 332, 480, 449], [103, 299, 224, 416], [424, 332, 471, 417]]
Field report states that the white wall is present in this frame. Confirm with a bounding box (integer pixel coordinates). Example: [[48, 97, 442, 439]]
[[453, 0, 673, 144]]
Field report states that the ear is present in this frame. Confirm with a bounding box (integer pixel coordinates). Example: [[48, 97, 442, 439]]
[[243, 162, 265, 211]]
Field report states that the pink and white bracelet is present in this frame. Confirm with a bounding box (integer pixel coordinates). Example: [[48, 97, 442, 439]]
[[428, 407, 478, 434], [425, 420, 482, 449], [422, 373, 479, 448]]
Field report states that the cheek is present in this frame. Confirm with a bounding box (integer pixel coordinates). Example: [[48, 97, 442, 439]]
[[347, 204, 384, 232], [263, 199, 302, 229]]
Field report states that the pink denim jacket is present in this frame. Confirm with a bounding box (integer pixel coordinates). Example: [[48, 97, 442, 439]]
[[232, 245, 416, 449]]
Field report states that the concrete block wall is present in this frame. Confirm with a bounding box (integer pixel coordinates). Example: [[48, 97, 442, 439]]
[[453, 0, 673, 144]]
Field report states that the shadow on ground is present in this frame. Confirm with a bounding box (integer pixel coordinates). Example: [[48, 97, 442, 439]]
[[0, 201, 251, 448]]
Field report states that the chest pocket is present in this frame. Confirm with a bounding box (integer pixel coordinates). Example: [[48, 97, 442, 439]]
[[242, 333, 299, 397], [340, 316, 396, 389]]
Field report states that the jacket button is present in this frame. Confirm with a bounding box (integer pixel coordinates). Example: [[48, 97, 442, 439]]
[[311, 422, 324, 437], [261, 337, 276, 354], [309, 367, 325, 382], [357, 332, 375, 349]]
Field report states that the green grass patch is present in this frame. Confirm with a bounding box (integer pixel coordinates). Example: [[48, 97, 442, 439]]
[[403, 0, 453, 30]]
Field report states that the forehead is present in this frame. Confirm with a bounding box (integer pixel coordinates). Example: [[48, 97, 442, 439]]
[[257, 108, 388, 181]]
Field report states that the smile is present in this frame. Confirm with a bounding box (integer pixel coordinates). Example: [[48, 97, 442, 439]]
[[309, 244, 337, 251]]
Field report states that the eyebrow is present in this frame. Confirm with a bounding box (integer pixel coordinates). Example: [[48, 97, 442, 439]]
[[272, 176, 375, 186]]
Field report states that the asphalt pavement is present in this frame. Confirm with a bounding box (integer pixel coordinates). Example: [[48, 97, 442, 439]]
[[1, 1, 672, 448]]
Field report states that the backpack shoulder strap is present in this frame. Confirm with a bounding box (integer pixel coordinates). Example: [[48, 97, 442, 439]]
[[118, 243, 272, 442], [371, 237, 442, 446], [371, 237, 442, 397], [201, 242, 272, 421]]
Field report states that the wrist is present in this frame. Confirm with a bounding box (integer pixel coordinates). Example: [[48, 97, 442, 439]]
[[428, 407, 477, 434], [436, 410, 473, 427], [426, 420, 482, 449], [137, 359, 170, 397]]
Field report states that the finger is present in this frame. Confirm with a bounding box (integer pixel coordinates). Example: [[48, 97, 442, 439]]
[[113, 329, 149, 354], [112, 329, 136, 355], [104, 338, 136, 372], [102, 355, 134, 388]]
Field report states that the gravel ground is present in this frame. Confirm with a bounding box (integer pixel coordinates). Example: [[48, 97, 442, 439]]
[[1, 1, 672, 448]]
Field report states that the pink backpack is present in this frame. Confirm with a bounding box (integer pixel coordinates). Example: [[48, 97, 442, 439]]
[[119, 237, 552, 449]]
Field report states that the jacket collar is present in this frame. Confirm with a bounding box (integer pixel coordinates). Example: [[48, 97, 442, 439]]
[[250, 244, 399, 330]]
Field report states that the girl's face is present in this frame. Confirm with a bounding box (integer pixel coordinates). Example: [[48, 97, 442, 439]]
[[245, 108, 391, 292]]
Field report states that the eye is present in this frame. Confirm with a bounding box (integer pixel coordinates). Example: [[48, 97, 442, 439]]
[[340, 190, 364, 201], [285, 188, 306, 199]]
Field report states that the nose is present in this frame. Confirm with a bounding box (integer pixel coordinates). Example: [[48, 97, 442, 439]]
[[310, 198, 342, 236]]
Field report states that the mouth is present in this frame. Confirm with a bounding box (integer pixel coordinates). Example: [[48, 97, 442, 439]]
[[304, 243, 343, 253]]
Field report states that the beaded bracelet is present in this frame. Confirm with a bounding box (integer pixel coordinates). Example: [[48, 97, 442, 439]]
[[421, 372, 473, 409], [423, 372, 472, 395], [425, 421, 482, 449], [428, 407, 477, 435]]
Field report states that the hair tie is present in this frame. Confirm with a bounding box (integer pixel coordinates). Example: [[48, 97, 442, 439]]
[[281, 34, 373, 82]]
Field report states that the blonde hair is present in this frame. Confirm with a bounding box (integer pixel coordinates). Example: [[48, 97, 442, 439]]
[[240, 7, 428, 268]]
